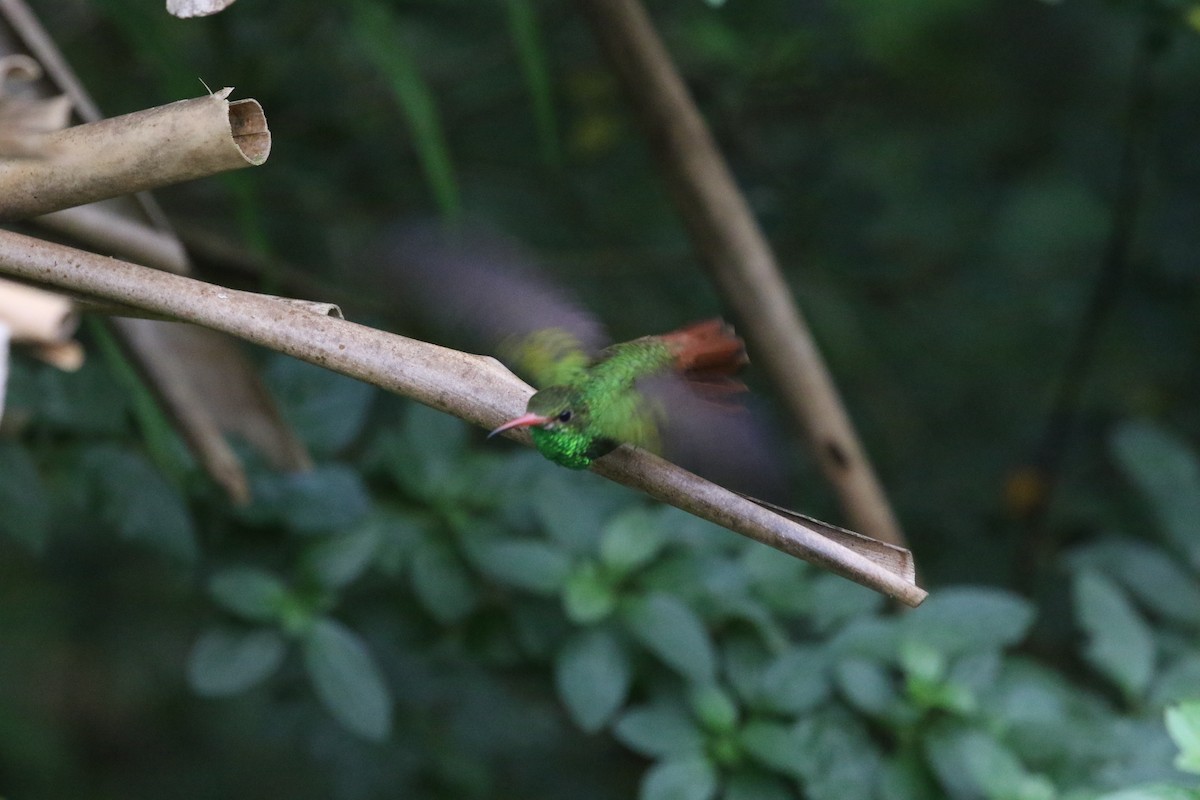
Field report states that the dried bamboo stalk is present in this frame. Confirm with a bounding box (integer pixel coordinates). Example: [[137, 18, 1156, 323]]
[[0, 89, 270, 220], [36, 205, 190, 274], [576, 0, 907, 549], [0, 228, 926, 606]]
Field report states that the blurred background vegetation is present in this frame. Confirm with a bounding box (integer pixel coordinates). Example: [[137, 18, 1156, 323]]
[[2, 0, 1200, 797]]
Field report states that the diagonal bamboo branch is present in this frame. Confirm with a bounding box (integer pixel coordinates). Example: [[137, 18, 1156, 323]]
[[576, 0, 907, 549], [0, 228, 926, 606]]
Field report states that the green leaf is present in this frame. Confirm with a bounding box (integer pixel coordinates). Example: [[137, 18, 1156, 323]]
[[688, 684, 738, 733], [791, 710, 879, 800], [1073, 569, 1155, 699], [503, 0, 560, 167], [1110, 420, 1200, 567], [563, 561, 618, 623], [1165, 702, 1200, 775], [264, 356, 375, 456], [302, 617, 392, 741], [835, 658, 899, 717], [474, 538, 571, 595], [758, 646, 830, 714], [1094, 788, 1200, 800], [0, 442, 50, 552], [187, 627, 286, 696], [901, 586, 1035, 658], [533, 472, 610, 553], [623, 593, 716, 683], [410, 538, 477, 624], [808, 573, 885, 632], [739, 720, 803, 778], [1070, 539, 1200, 627], [209, 566, 289, 623], [924, 724, 1053, 800], [615, 701, 706, 758], [641, 756, 718, 800], [600, 507, 667, 576], [723, 770, 793, 800], [302, 525, 380, 590], [243, 464, 371, 535], [554, 628, 632, 733], [83, 446, 197, 562], [348, 0, 460, 218]]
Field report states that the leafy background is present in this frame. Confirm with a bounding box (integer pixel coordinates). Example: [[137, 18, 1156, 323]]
[[2, 0, 1200, 798]]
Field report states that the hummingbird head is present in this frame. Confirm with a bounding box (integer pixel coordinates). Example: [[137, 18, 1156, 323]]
[[488, 386, 583, 437], [488, 387, 612, 469]]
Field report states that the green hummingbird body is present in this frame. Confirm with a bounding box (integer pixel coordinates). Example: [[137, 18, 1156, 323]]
[[491, 320, 746, 469]]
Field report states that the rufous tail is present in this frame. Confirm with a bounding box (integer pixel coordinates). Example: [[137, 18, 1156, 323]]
[[659, 319, 748, 392]]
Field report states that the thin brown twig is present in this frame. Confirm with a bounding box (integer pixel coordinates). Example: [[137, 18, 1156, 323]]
[[575, 0, 907, 548], [0, 228, 926, 606]]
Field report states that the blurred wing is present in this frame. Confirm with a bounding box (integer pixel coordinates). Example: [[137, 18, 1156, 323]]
[[499, 327, 591, 389], [370, 221, 609, 385], [638, 374, 788, 499]]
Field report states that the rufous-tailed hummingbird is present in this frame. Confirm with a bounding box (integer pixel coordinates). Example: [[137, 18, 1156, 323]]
[[487, 319, 748, 469], [373, 223, 781, 490]]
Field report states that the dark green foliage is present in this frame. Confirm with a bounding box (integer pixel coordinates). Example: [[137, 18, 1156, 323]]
[[6, 0, 1200, 798]]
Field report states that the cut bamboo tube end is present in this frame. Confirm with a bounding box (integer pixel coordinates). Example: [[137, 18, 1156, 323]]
[[0, 90, 271, 220]]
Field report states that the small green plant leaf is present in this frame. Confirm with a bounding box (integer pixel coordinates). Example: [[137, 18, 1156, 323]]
[[1070, 539, 1200, 628], [208, 566, 289, 623], [187, 627, 286, 696], [475, 538, 571, 595], [758, 646, 830, 714], [554, 627, 631, 733], [1110, 420, 1200, 567], [614, 701, 706, 758], [623, 593, 716, 683], [302, 525, 380, 590], [901, 586, 1035, 658], [835, 657, 900, 717], [640, 755, 718, 800], [83, 445, 197, 562], [1073, 569, 1155, 699], [1165, 702, 1200, 775], [302, 617, 392, 741], [244, 464, 372, 535], [688, 684, 738, 734], [723, 770, 793, 800], [739, 720, 803, 778], [563, 561, 618, 623], [1094, 788, 1200, 800], [809, 573, 884, 633], [600, 507, 667, 576], [792, 710, 879, 800], [925, 724, 1053, 800], [410, 538, 477, 624], [264, 356, 375, 456]]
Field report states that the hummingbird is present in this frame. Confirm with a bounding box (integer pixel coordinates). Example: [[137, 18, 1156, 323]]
[[487, 319, 748, 469], [372, 222, 782, 490]]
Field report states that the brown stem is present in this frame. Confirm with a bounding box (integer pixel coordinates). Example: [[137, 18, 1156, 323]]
[[0, 229, 925, 606], [575, 0, 907, 548]]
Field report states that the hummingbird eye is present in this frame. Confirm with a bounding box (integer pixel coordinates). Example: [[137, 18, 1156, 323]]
[[557, 410, 573, 423]]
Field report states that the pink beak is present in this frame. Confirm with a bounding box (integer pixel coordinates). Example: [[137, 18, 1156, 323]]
[[488, 412, 554, 439]]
